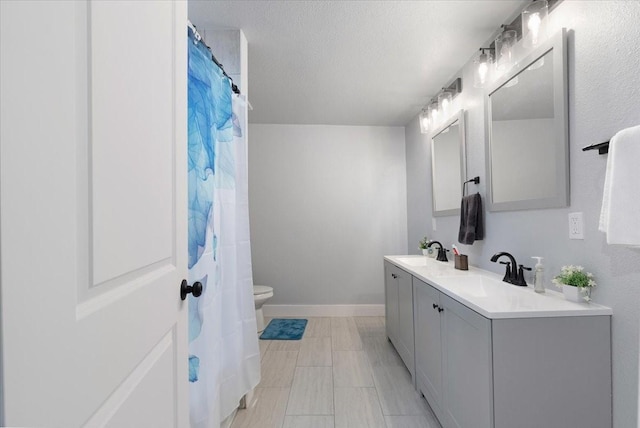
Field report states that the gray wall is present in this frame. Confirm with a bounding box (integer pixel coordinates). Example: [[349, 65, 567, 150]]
[[405, 2, 640, 426], [249, 124, 407, 305]]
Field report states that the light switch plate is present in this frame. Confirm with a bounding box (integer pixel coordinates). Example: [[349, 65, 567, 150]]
[[568, 212, 584, 239], [432, 218, 437, 231]]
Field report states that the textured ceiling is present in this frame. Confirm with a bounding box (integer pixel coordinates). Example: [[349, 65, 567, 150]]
[[188, 0, 527, 126]]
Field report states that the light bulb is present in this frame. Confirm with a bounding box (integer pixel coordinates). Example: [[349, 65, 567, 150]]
[[495, 30, 517, 71], [500, 46, 510, 62], [431, 108, 439, 126], [438, 91, 453, 120], [428, 101, 440, 128], [419, 110, 430, 134], [528, 13, 541, 46], [522, 1, 548, 48], [474, 50, 492, 88], [478, 62, 488, 84]]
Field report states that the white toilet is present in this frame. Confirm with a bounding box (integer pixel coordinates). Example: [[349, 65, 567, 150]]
[[253, 285, 274, 333]]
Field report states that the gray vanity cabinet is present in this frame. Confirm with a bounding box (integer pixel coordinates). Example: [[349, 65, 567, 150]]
[[384, 261, 415, 378], [412, 277, 611, 428], [386, 256, 612, 428], [414, 278, 492, 428]]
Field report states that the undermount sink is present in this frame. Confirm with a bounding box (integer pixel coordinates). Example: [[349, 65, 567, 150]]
[[395, 257, 432, 267], [435, 275, 507, 298], [437, 275, 498, 287]]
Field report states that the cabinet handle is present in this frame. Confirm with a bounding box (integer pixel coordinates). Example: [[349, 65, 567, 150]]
[[432, 303, 439, 309], [438, 307, 444, 313], [391, 273, 397, 279]]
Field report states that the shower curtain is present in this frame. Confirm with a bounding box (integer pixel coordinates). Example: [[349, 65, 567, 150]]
[[187, 28, 260, 428]]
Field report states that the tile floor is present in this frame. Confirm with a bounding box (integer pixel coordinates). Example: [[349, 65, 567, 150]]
[[231, 316, 442, 428]]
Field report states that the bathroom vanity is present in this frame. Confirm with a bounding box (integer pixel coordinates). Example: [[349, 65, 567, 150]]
[[384, 255, 612, 428]]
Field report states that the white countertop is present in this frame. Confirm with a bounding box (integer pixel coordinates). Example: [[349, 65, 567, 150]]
[[384, 255, 612, 319]]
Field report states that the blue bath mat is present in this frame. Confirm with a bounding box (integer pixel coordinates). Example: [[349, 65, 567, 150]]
[[260, 318, 308, 340]]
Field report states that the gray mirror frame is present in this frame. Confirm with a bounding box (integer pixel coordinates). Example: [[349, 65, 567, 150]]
[[485, 28, 569, 212], [431, 109, 467, 217]]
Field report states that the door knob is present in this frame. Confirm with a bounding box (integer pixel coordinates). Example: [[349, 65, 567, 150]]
[[180, 279, 203, 301]]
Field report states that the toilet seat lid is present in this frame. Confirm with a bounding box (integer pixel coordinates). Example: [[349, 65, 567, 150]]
[[253, 285, 273, 295]]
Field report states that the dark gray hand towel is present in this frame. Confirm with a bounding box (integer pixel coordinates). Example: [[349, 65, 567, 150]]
[[458, 192, 484, 245]]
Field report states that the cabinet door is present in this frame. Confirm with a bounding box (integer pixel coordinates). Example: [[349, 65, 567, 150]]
[[397, 269, 415, 376], [441, 294, 493, 428], [384, 262, 399, 345], [492, 316, 612, 428], [413, 278, 443, 416]]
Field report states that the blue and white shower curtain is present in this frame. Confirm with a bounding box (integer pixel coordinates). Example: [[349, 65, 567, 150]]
[[187, 28, 260, 428]]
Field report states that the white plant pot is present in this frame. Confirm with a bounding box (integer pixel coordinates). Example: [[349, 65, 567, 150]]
[[562, 285, 584, 303], [422, 249, 429, 256]]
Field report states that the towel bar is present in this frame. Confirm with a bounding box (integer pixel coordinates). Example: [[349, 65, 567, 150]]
[[582, 141, 609, 155], [462, 176, 480, 196]]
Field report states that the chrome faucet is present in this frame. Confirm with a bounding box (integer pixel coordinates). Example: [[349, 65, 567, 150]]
[[428, 241, 449, 262], [490, 252, 530, 286]]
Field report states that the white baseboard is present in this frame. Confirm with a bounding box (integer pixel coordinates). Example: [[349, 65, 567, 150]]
[[262, 304, 385, 317]]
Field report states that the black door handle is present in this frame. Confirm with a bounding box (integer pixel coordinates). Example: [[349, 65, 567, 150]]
[[180, 279, 203, 301]]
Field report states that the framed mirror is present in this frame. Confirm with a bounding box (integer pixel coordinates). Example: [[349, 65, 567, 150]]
[[431, 110, 466, 216], [485, 28, 568, 211]]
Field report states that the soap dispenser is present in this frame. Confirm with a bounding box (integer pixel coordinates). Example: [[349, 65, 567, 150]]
[[532, 257, 545, 293]]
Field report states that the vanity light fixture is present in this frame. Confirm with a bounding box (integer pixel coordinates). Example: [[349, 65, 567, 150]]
[[419, 108, 430, 134], [473, 48, 494, 88], [471, 0, 557, 90], [421, 77, 462, 131], [522, 0, 549, 48]]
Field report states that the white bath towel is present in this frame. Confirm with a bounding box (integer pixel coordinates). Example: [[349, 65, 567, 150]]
[[599, 124, 640, 246]]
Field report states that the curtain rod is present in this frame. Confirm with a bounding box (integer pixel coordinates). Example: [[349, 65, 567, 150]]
[[187, 20, 241, 95]]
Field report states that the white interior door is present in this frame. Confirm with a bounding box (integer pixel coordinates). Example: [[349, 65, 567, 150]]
[[0, 1, 189, 427]]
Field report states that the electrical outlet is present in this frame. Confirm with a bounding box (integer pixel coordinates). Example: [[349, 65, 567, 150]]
[[568, 212, 584, 239], [432, 218, 437, 231]]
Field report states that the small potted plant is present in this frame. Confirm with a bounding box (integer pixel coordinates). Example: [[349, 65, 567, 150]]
[[552, 265, 596, 303], [419, 237, 431, 256]]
